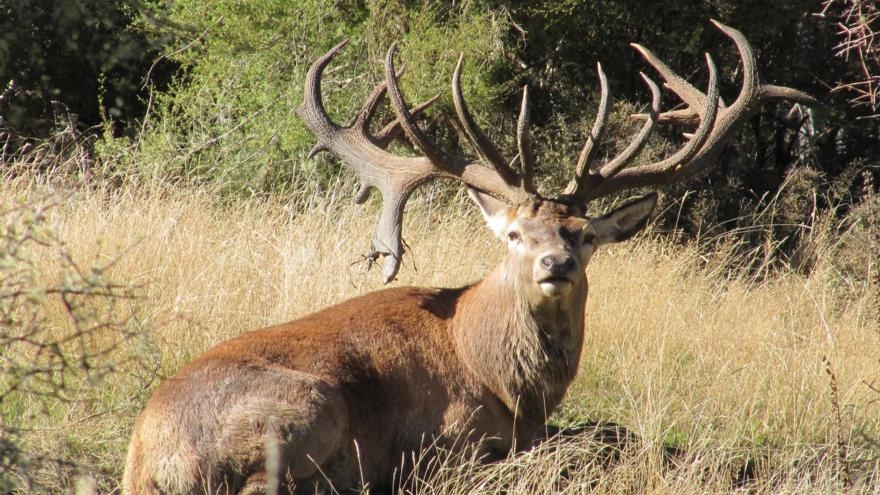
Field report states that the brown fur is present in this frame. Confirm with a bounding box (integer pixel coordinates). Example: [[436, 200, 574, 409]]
[[123, 195, 656, 494]]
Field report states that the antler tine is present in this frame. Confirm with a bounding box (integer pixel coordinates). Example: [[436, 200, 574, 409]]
[[383, 42, 451, 167], [563, 63, 610, 197], [710, 20, 816, 106], [715, 20, 758, 104], [373, 94, 442, 149], [655, 54, 720, 171], [351, 63, 443, 149], [629, 43, 713, 121], [564, 70, 662, 204], [452, 54, 522, 187], [597, 72, 663, 179], [516, 85, 536, 192], [570, 20, 817, 204], [301, 39, 350, 158], [355, 64, 406, 131]]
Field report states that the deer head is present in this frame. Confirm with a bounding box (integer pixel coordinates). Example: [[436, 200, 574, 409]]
[[469, 190, 656, 305], [296, 21, 817, 286]]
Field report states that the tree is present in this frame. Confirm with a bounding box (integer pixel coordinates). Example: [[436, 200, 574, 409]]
[[0, 0, 172, 137]]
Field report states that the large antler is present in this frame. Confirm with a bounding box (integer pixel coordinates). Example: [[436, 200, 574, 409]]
[[298, 21, 817, 283], [563, 20, 818, 205], [296, 41, 536, 283]]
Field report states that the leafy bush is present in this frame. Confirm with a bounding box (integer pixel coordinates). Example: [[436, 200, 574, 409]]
[[131, 0, 509, 196], [5, 0, 878, 280]]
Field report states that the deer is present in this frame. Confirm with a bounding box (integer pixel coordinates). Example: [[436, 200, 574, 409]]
[[123, 21, 815, 495]]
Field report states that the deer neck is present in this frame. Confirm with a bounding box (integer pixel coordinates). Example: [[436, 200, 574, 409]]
[[452, 265, 587, 427]]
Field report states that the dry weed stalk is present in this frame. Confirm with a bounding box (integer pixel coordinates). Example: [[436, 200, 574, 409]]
[[862, 170, 880, 312], [818, 0, 880, 113], [822, 355, 852, 490]]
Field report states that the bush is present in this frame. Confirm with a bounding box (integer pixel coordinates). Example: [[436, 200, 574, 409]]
[[130, 0, 509, 197], [7, 0, 877, 281]]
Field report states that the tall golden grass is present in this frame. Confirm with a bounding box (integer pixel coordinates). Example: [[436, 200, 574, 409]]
[[3, 173, 879, 493]]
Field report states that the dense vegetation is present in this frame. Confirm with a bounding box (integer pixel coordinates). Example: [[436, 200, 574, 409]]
[[1, 0, 878, 492]]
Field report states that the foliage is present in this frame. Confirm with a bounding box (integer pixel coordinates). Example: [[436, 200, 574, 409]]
[[128, 0, 508, 196], [0, 0, 173, 137], [3, 1, 879, 275]]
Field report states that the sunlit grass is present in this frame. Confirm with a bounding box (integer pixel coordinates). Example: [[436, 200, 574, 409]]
[[2, 173, 878, 492]]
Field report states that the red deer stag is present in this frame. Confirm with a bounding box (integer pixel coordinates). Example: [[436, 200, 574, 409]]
[[123, 21, 815, 494]]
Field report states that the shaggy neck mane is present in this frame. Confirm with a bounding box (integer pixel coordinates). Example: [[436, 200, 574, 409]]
[[452, 263, 588, 431]]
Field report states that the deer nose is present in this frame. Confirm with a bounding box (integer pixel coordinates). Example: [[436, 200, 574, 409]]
[[540, 254, 576, 275]]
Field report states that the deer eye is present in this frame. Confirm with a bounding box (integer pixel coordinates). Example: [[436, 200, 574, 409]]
[[560, 227, 580, 245], [582, 232, 596, 246], [507, 230, 521, 243]]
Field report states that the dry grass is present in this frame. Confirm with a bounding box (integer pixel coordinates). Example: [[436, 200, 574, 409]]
[[3, 175, 879, 493]]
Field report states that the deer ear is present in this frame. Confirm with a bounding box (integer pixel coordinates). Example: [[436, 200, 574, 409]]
[[586, 192, 657, 246], [467, 188, 514, 238]]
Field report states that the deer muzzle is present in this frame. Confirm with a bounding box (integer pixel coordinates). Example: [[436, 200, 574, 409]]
[[535, 252, 579, 297]]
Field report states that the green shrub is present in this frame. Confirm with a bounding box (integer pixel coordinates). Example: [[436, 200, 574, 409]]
[[94, 0, 879, 280], [129, 0, 509, 198]]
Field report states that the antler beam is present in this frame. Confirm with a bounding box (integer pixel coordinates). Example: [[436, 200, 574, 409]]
[[297, 20, 817, 283]]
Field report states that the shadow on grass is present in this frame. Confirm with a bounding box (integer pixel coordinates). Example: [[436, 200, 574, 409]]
[[534, 420, 766, 491]]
